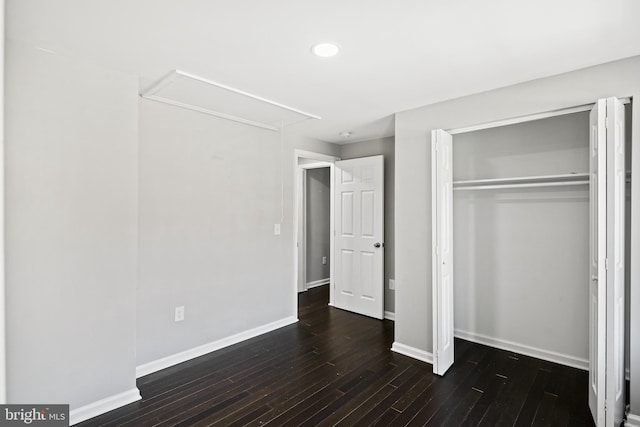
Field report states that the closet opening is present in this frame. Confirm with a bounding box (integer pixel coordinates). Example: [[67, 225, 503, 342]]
[[431, 97, 632, 425], [451, 109, 596, 369]]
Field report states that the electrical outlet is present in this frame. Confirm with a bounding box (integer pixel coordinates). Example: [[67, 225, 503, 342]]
[[322, 256, 327, 265], [389, 279, 395, 290], [274, 223, 281, 235], [175, 306, 185, 322]]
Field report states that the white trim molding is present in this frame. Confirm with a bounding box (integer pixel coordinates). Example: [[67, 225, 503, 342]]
[[70, 388, 141, 425], [294, 150, 340, 163], [626, 413, 640, 427], [136, 316, 298, 378], [306, 279, 330, 289], [448, 97, 630, 135], [391, 342, 433, 364], [454, 329, 589, 371], [384, 311, 395, 321]]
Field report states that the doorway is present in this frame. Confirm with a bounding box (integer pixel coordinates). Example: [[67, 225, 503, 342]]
[[300, 165, 331, 292], [293, 150, 338, 316], [293, 150, 387, 320]]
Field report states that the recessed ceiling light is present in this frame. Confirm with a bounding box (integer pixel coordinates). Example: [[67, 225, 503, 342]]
[[339, 131, 352, 138], [312, 43, 340, 57]]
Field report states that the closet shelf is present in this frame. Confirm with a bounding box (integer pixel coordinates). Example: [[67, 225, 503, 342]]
[[453, 173, 589, 191]]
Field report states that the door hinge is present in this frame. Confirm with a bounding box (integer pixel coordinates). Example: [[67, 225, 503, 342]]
[[604, 401, 607, 412]]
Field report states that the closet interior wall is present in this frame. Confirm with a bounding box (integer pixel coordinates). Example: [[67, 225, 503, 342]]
[[451, 106, 632, 369]]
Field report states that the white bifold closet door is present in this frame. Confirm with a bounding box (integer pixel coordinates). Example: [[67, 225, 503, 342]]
[[588, 97, 626, 427], [334, 156, 385, 320], [431, 97, 627, 419], [431, 129, 454, 376]]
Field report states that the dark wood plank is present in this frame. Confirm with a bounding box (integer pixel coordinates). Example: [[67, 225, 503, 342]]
[[393, 356, 480, 425], [457, 348, 513, 426], [332, 364, 426, 426], [514, 367, 552, 426], [76, 285, 593, 427], [490, 355, 544, 427], [403, 346, 493, 426]]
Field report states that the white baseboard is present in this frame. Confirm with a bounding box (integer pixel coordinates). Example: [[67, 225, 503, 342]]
[[136, 316, 298, 378], [454, 329, 589, 371], [306, 279, 330, 289], [384, 311, 395, 321], [626, 413, 640, 427], [391, 342, 433, 364], [70, 388, 141, 425]]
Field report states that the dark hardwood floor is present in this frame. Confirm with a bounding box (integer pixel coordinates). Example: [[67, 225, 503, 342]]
[[79, 286, 594, 426]]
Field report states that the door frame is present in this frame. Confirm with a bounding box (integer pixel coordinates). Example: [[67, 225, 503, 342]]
[[293, 150, 339, 314]]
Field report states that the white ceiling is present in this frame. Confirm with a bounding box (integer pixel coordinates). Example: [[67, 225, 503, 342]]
[[7, 0, 640, 143]]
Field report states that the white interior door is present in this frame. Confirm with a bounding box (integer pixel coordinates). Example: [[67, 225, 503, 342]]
[[334, 156, 384, 319], [588, 97, 626, 427], [605, 97, 626, 427], [432, 129, 454, 376]]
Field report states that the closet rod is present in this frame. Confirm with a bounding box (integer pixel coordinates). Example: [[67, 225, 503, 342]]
[[453, 181, 589, 191], [449, 97, 630, 135], [453, 172, 589, 187]]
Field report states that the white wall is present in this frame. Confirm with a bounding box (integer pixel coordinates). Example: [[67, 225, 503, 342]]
[[452, 112, 590, 364], [137, 99, 340, 366], [305, 168, 330, 284], [4, 34, 342, 415], [0, 0, 6, 404], [394, 55, 640, 414], [340, 137, 395, 314], [5, 41, 139, 408]]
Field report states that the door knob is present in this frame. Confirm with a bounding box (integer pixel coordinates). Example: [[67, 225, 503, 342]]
[[374, 242, 382, 248]]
